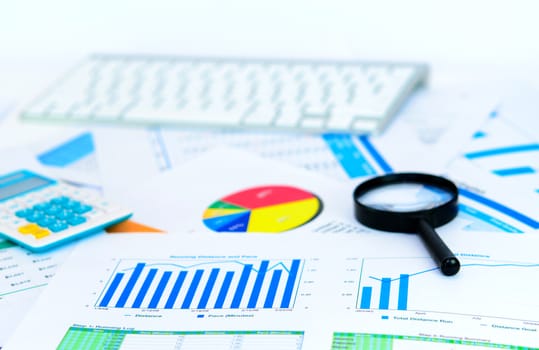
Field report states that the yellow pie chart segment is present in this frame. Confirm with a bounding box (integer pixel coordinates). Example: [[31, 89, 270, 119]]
[[247, 197, 321, 233]]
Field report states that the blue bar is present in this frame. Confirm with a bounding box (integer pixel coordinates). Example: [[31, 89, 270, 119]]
[[181, 270, 204, 309], [358, 135, 393, 173], [493, 166, 535, 176], [116, 263, 146, 307], [379, 278, 391, 310], [149, 271, 172, 308], [215, 271, 234, 309], [472, 131, 487, 139], [165, 271, 187, 309], [37, 132, 95, 167], [280, 259, 301, 308], [132, 268, 157, 308], [198, 268, 220, 309], [99, 273, 124, 307], [398, 274, 409, 310], [248, 261, 269, 308], [459, 188, 539, 229], [231, 264, 253, 308], [359, 286, 372, 309], [264, 269, 282, 308], [322, 134, 377, 178], [464, 143, 539, 159]]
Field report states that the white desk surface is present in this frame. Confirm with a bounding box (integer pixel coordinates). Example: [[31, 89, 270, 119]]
[[1, 0, 539, 102]]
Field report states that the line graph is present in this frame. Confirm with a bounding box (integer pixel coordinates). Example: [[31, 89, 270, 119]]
[[352, 256, 539, 321]]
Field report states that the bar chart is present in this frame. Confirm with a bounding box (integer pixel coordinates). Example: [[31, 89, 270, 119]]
[[353, 257, 539, 321], [96, 258, 304, 310], [459, 116, 539, 196]]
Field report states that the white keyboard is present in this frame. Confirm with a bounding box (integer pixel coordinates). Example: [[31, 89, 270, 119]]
[[22, 55, 429, 134]]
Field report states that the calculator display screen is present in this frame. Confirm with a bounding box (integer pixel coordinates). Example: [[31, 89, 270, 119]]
[[0, 172, 54, 202]]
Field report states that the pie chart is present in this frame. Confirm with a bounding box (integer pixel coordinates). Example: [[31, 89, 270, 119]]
[[203, 185, 322, 233]]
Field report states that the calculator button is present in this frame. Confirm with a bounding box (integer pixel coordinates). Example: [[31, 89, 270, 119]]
[[67, 216, 87, 226], [45, 205, 62, 215], [73, 204, 92, 214], [33, 228, 51, 239], [32, 203, 50, 211], [49, 221, 68, 232], [15, 209, 33, 218], [56, 209, 74, 220], [18, 223, 40, 234], [64, 200, 82, 210], [37, 216, 56, 227], [26, 211, 45, 223], [50, 196, 70, 205]]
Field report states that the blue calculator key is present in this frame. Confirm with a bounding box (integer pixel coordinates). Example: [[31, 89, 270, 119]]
[[64, 200, 81, 210], [56, 209, 74, 220], [15, 209, 32, 218], [37, 216, 56, 227], [32, 203, 50, 211], [73, 204, 92, 214], [48, 221, 69, 232], [26, 211, 45, 223], [50, 196, 70, 205], [45, 205, 62, 215], [67, 216, 87, 226]]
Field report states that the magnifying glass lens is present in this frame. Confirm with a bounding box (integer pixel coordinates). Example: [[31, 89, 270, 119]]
[[353, 173, 460, 276], [357, 183, 453, 212]]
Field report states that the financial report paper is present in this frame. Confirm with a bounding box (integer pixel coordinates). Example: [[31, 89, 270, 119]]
[[4, 232, 539, 349]]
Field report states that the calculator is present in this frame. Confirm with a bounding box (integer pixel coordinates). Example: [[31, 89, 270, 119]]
[[0, 170, 132, 252]]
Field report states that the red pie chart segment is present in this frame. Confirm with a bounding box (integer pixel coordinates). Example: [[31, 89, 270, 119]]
[[221, 185, 315, 209]]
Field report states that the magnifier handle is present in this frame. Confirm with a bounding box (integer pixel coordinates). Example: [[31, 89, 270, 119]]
[[418, 219, 460, 276]]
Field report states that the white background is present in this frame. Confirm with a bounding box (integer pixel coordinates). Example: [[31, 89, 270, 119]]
[[1, 0, 539, 101]]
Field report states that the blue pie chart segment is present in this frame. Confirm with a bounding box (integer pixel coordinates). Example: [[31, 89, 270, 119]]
[[203, 211, 251, 232]]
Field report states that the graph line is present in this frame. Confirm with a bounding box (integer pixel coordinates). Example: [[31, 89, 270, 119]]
[[121, 260, 295, 274], [368, 262, 539, 282]]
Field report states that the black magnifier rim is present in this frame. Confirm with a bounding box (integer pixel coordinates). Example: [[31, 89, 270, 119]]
[[354, 173, 459, 233]]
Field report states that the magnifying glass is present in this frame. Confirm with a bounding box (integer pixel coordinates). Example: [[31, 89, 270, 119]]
[[353, 173, 460, 276]]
